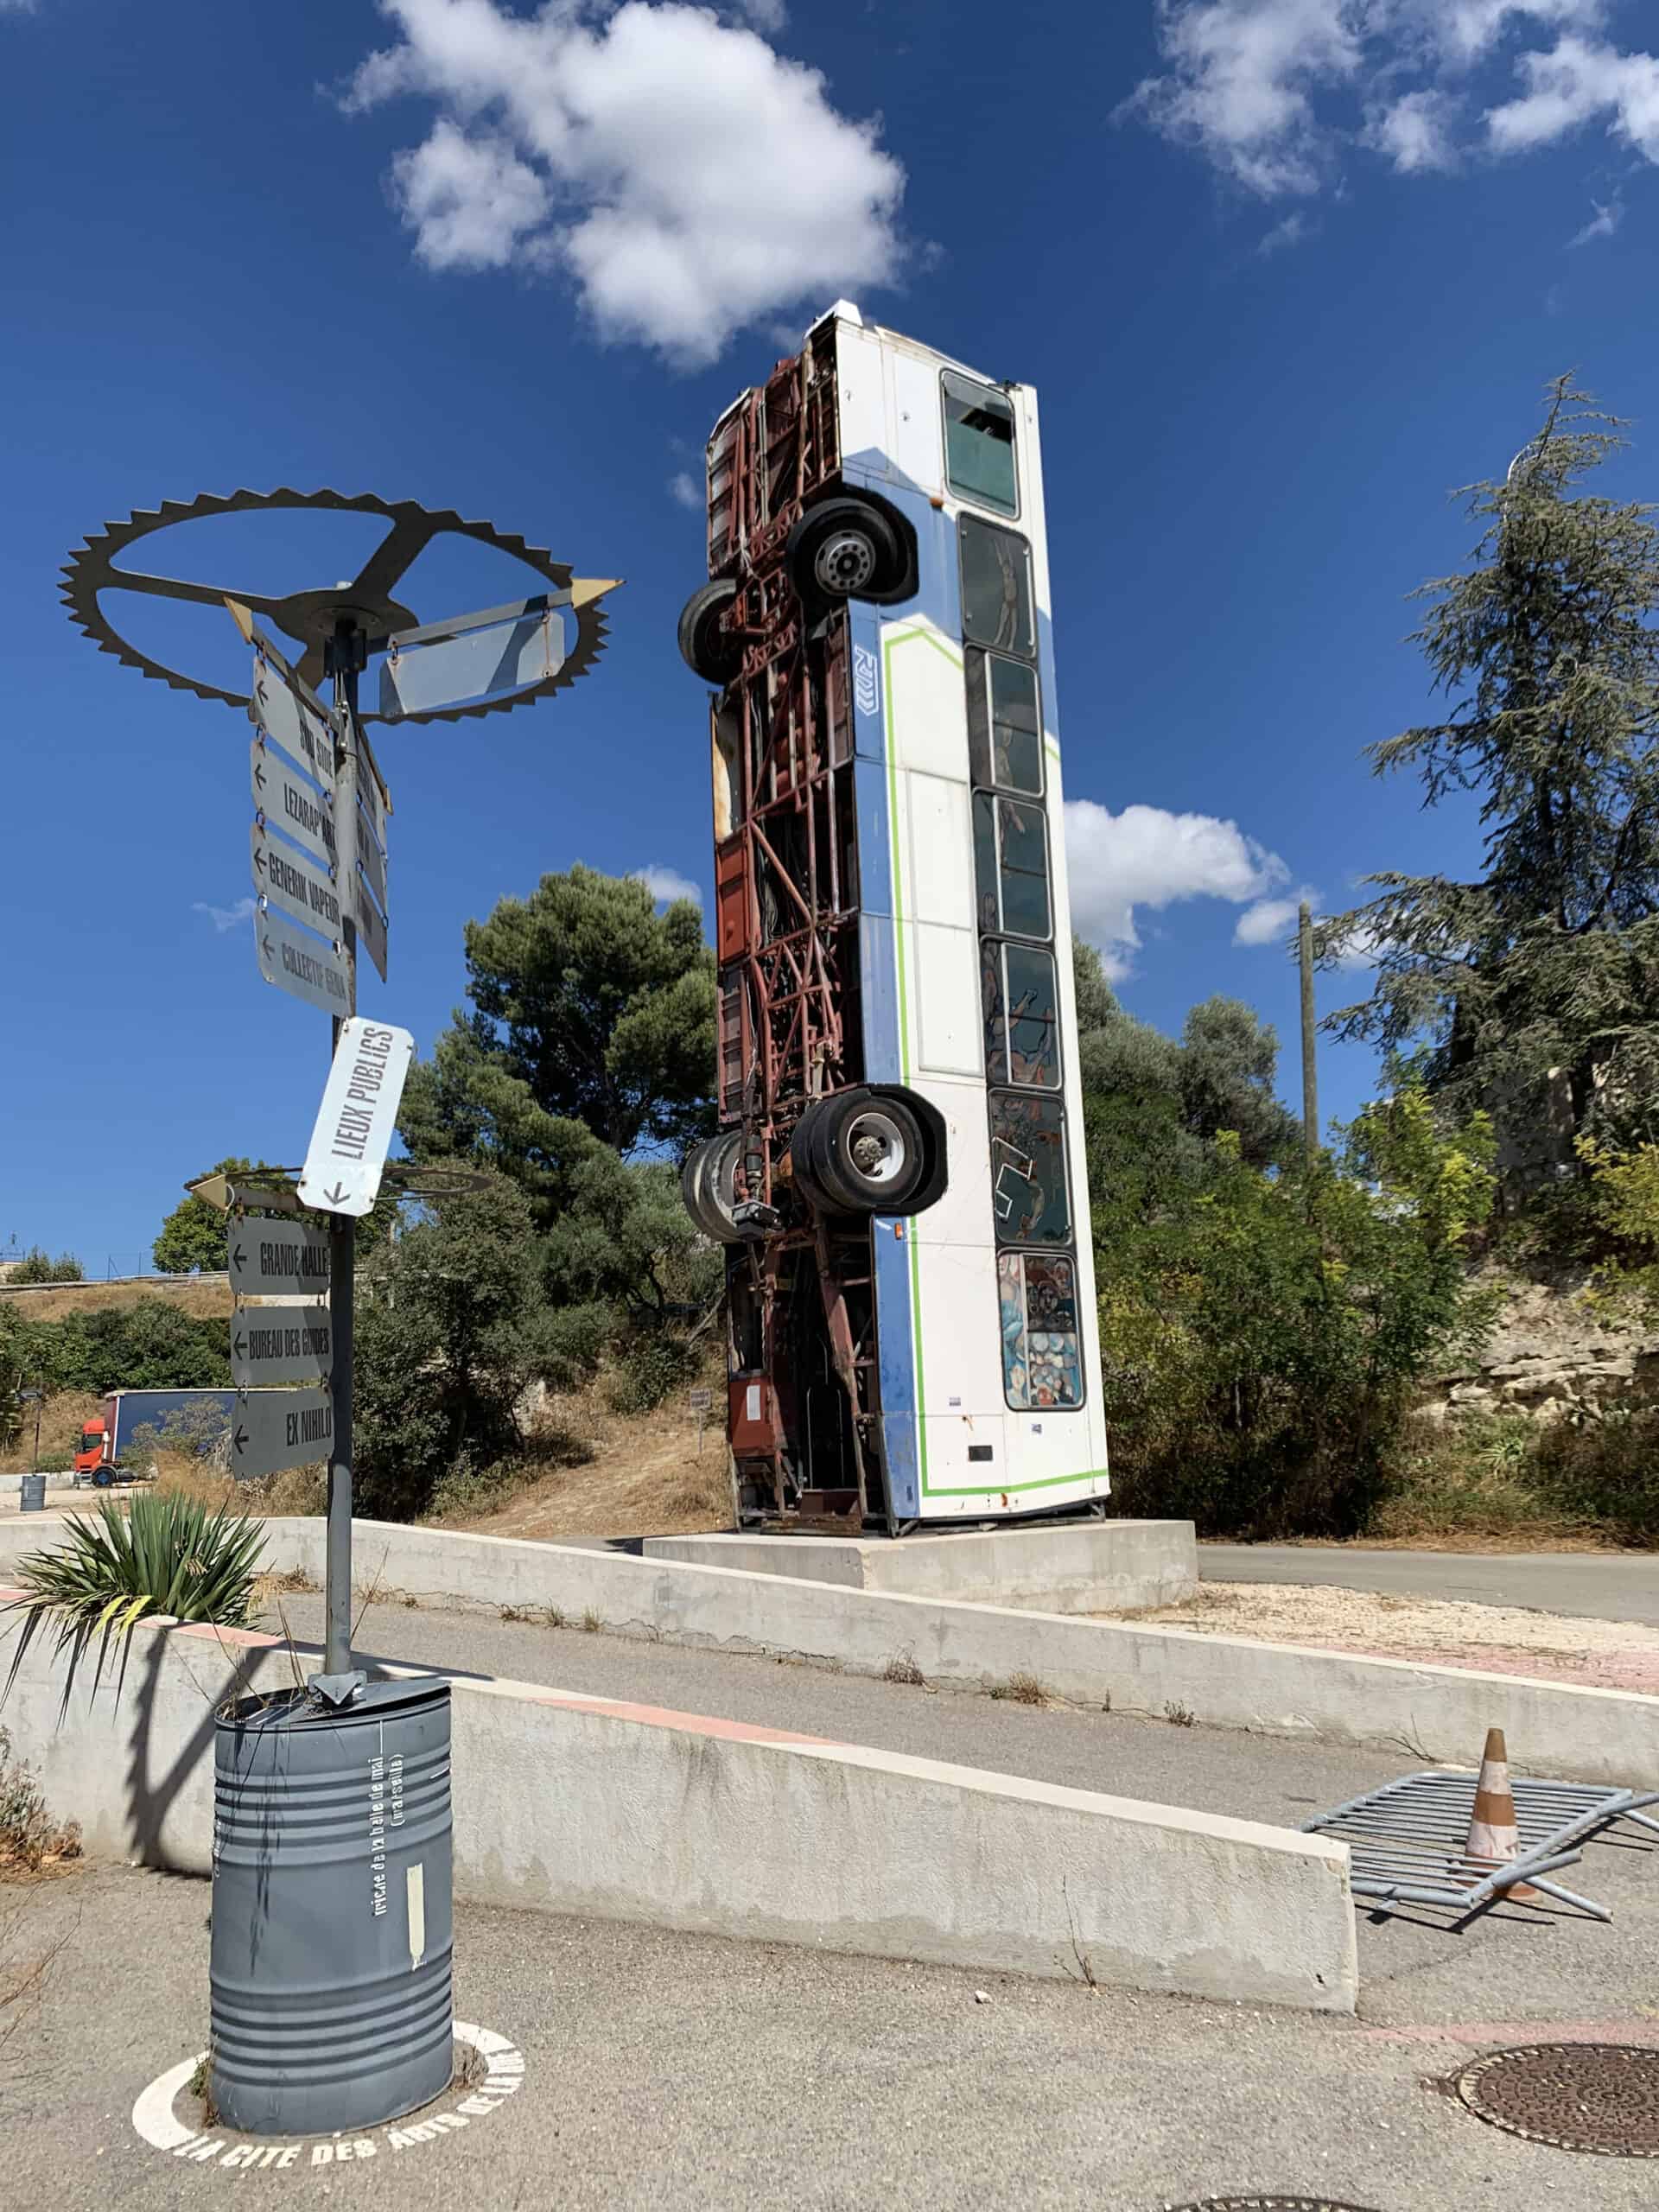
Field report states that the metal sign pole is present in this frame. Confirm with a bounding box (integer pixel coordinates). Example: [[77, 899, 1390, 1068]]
[[320, 619, 363, 1696]]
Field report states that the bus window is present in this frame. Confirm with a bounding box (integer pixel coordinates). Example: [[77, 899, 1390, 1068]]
[[959, 518, 1035, 659], [943, 372, 1018, 516], [988, 1092, 1071, 1243], [973, 794, 1050, 941], [998, 1253, 1084, 1409], [967, 651, 1042, 796]]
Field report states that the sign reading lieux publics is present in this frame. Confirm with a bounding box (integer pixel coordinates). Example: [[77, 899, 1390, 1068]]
[[298, 1018, 416, 1217]]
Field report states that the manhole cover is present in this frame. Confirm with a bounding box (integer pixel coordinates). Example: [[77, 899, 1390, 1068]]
[[1454, 2043, 1659, 2157]]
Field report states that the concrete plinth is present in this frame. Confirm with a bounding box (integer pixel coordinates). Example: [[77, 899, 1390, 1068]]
[[641, 1518, 1197, 1615]]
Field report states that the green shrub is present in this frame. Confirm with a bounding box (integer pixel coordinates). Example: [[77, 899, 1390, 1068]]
[[1526, 1408, 1659, 1546], [1, 1494, 266, 1694], [604, 1332, 696, 1414]]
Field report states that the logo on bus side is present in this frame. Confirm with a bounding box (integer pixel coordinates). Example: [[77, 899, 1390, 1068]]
[[852, 643, 880, 721]]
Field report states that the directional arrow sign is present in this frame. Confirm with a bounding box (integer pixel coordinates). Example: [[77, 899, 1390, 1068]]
[[298, 1017, 416, 1217], [356, 820, 388, 914], [251, 656, 336, 795], [251, 825, 341, 938], [228, 1216, 332, 1300], [257, 909, 353, 1019], [232, 1306, 334, 1389], [230, 1386, 334, 1482], [354, 873, 388, 982], [251, 739, 334, 870]]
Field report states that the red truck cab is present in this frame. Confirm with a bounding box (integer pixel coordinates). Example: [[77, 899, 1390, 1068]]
[[73, 1419, 110, 1482]]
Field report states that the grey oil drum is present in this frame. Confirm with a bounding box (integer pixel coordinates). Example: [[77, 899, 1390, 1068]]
[[210, 1675, 453, 2135], [18, 1473, 47, 1511]]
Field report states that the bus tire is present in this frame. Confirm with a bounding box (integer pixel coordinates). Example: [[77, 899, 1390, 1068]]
[[680, 1130, 745, 1243], [787, 497, 906, 606], [677, 579, 741, 686], [791, 1089, 931, 1215]]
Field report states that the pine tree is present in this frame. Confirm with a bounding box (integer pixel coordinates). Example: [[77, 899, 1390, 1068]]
[[1317, 378, 1659, 1167]]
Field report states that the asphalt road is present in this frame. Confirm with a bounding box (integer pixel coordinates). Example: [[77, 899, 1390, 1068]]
[[1200, 1543, 1659, 1625], [270, 1591, 1659, 2006], [9, 1857, 1659, 2212]]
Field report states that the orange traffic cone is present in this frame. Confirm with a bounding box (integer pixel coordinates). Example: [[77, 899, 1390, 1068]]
[[1464, 1726, 1538, 1901]]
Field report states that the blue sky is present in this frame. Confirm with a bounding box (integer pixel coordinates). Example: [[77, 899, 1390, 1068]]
[[3, 0, 1657, 1272]]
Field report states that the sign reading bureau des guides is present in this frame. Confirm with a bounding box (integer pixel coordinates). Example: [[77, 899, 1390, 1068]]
[[298, 1018, 416, 1217]]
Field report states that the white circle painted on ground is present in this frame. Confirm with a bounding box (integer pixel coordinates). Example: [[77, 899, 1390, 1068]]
[[130, 2022, 524, 2172]]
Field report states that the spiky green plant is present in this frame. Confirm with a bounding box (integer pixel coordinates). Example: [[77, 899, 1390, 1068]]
[[2, 1494, 266, 1696]]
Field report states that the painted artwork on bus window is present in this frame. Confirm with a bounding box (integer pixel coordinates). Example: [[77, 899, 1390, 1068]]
[[982, 943, 1060, 1087], [988, 1090, 1071, 1244], [998, 1253, 1084, 1410]]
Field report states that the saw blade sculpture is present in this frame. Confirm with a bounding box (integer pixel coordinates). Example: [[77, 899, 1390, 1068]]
[[60, 486, 614, 723]]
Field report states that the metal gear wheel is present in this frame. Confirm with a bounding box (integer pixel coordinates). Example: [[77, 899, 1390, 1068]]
[[60, 486, 618, 724]]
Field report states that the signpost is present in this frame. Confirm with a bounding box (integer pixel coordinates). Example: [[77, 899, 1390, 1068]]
[[251, 737, 335, 868], [689, 1384, 713, 1457], [231, 1306, 334, 1390], [230, 1386, 335, 1482], [257, 907, 353, 1017], [298, 1018, 415, 1218], [228, 1216, 331, 1300], [251, 826, 341, 938], [62, 484, 620, 2141]]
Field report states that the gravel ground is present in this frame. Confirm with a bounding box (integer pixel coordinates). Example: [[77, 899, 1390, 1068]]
[[1119, 1580, 1659, 1693]]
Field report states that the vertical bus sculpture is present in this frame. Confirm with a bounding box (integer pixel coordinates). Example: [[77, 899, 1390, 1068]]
[[679, 303, 1108, 1533]]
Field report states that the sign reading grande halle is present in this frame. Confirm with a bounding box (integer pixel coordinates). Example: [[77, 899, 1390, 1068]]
[[298, 1018, 416, 1217], [228, 1217, 332, 1300]]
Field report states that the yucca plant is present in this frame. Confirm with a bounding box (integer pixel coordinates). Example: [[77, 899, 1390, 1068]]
[[2, 1493, 267, 1697]]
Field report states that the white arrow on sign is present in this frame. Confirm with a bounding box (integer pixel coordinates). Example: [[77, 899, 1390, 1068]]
[[230, 1387, 334, 1482], [251, 739, 334, 871], [231, 1306, 333, 1389], [251, 825, 341, 938], [251, 657, 336, 794], [257, 908, 353, 1019], [298, 1017, 416, 1217], [228, 1217, 332, 1300]]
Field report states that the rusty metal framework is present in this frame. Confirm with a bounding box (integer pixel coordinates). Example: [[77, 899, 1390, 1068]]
[[702, 325, 889, 1526]]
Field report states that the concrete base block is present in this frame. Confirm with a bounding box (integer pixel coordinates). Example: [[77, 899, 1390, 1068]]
[[642, 1519, 1198, 1615]]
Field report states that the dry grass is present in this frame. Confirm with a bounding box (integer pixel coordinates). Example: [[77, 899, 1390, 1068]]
[[454, 1370, 734, 1543], [0, 1390, 103, 1476], [0, 1277, 232, 1325], [989, 1670, 1050, 1707], [157, 1460, 327, 1517], [0, 1732, 81, 1882], [1368, 1412, 1606, 1547]]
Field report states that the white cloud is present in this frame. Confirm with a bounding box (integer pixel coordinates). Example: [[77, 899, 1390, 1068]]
[[1567, 191, 1624, 241], [1488, 36, 1659, 160], [1365, 86, 1463, 169], [194, 897, 257, 935], [630, 864, 702, 906], [343, 0, 905, 364], [1127, 2, 1651, 200], [732, 0, 785, 24], [668, 469, 702, 509], [1064, 800, 1289, 976], [1256, 207, 1315, 251], [1232, 886, 1318, 944]]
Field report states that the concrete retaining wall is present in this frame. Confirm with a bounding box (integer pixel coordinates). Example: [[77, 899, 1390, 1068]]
[[0, 1599, 1357, 2013], [257, 1518, 1659, 1788], [643, 1518, 1197, 1613]]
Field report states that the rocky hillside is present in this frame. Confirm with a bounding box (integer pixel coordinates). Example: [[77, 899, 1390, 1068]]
[[1425, 1268, 1658, 1426]]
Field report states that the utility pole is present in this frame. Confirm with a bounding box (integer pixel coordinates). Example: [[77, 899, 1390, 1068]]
[[1299, 901, 1319, 1170], [321, 616, 363, 1693]]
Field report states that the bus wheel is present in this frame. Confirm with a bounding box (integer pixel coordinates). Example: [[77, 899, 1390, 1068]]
[[793, 1090, 927, 1214], [677, 579, 741, 686], [680, 1130, 745, 1243], [787, 498, 905, 606]]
